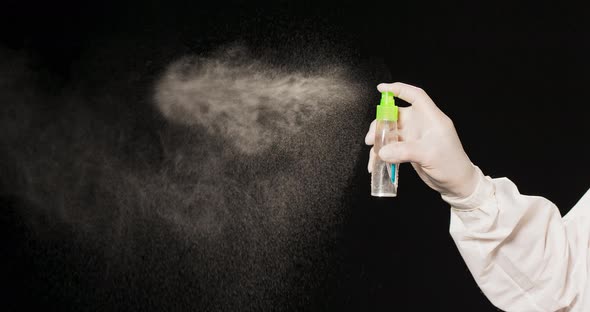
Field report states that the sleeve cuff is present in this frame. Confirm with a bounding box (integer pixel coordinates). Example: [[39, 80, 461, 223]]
[[441, 166, 495, 211]]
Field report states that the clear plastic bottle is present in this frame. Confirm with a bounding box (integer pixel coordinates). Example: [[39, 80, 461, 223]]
[[371, 91, 399, 197]]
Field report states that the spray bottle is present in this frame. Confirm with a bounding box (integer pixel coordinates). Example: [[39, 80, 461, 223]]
[[371, 91, 399, 197]]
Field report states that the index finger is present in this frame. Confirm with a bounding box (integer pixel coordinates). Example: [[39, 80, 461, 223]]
[[377, 82, 437, 111], [365, 120, 376, 145]]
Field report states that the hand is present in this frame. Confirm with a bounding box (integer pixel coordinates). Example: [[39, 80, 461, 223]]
[[365, 82, 479, 199]]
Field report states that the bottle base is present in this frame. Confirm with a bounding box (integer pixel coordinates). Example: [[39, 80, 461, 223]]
[[371, 192, 397, 197]]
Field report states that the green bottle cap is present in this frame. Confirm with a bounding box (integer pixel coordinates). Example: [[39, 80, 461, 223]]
[[376, 91, 398, 121]]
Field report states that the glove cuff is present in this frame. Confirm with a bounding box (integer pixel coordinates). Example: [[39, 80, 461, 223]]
[[441, 165, 494, 211]]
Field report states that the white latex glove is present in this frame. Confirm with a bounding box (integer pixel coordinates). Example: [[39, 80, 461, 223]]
[[365, 82, 479, 199]]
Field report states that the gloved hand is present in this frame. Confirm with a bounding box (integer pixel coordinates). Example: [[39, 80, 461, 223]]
[[365, 82, 480, 200]]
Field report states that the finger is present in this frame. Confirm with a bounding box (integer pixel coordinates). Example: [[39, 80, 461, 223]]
[[377, 82, 437, 112], [364, 120, 376, 145], [368, 147, 376, 173], [384, 130, 402, 144], [378, 141, 424, 164], [397, 106, 410, 130]]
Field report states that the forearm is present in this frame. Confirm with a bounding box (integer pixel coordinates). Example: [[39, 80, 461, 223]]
[[445, 168, 584, 311]]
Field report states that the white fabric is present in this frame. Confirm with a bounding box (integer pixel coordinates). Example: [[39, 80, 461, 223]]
[[444, 166, 590, 312]]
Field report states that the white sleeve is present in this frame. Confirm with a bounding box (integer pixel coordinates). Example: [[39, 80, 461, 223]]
[[443, 166, 590, 312]]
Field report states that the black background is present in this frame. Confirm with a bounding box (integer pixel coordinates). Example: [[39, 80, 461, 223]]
[[2, 1, 590, 311]]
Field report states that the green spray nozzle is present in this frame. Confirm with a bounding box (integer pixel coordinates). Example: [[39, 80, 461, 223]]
[[376, 91, 398, 121]]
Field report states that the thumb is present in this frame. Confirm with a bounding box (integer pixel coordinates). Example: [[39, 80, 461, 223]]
[[378, 141, 423, 164]]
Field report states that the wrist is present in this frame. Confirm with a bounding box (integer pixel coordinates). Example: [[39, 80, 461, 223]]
[[455, 163, 480, 199], [441, 165, 494, 210], [439, 163, 479, 199]]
